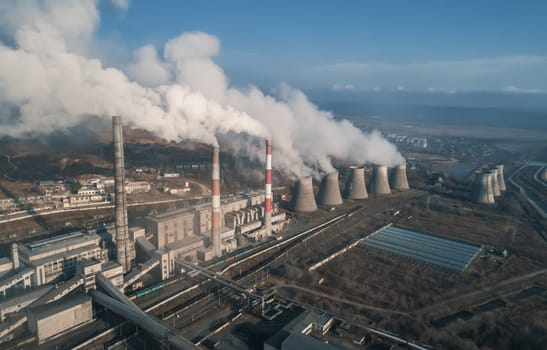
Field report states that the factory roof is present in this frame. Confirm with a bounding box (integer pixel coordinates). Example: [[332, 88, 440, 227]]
[[27, 293, 91, 320], [0, 286, 53, 310], [361, 225, 483, 272], [19, 231, 102, 258], [0, 257, 11, 265], [282, 333, 336, 350], [146, 207, 195, 221], [30, 245, 101, 267]]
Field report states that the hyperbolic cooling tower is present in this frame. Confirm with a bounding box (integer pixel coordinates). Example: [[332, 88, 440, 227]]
[[369, 164, 391, 195], [470, 171, 495, 204], [496, 164, 506, 191], [390, 163, 410, 190], [344, 166, 368, 199], [317, 171, 343, 206], [112, 116, 130, 273], [264, 140, 272, 237], [291, 176, 318, 212], [488, 166, 501, 197], [211, 146, 222, 256]]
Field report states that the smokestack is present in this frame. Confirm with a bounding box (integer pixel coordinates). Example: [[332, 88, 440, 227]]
[[211, 146, 221, 257], [470, 171, 495, 204], [11, 243, 19, 270], [113, 116, 130, 273], [488, 166, 501, 197], [264, 139, 272, 237], [344, 166, 368, 200], [291, 176, 318, 212], [496, 164, 506, 192], [317, 171, 343, 206], [369, 164, 391, 195], [390, 163, 410, 190]]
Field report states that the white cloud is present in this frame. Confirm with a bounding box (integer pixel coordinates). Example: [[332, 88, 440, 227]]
[[331, 83, 354, 91], [502, 85, 547, 94], [306, 55, 547, 93]]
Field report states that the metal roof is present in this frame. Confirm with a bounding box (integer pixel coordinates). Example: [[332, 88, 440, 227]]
[[361, 226, 482, 272]]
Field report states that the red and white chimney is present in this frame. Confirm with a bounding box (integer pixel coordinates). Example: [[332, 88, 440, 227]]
[[264, 139, 272, 236], [211, 146, 221, 257]]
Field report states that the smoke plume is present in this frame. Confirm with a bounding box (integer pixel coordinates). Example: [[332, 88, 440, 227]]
[[0, 0, 403, 179]]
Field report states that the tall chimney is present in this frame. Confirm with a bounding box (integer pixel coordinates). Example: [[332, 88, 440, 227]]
[[496, 164, 506, 192], [369, 164, 391, 195], [317, 171, 343, 206], [113, 116, 130, 273], [11, 243, 19, 270], [211, 146, 222, 257], [344, 166, 368, 200], [390, 163, 410, 190], [291, 176, 318, 212], [264, 140, 272, 237]]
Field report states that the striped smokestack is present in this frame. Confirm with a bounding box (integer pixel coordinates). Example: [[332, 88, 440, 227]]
[[112, 116, 130, 273], [264, 139, 272, 237], [212, 146, 221, 257]]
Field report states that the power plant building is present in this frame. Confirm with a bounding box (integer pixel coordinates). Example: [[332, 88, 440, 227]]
[[17, 231, 109, 286], [26, 293, 92, 344]]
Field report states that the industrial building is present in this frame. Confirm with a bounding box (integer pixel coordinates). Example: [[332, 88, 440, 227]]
[[361, 225, 483, 272]]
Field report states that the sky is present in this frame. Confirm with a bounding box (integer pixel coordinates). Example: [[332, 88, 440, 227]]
[[95, 0, 547, 94]]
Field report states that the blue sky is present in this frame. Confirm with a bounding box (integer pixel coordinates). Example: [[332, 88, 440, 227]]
[[97, 1, 547, 94]]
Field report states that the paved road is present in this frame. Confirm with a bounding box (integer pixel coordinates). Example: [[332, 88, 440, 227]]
[[508, 164, 547, 219]]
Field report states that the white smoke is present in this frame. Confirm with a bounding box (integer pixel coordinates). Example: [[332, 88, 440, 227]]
[[0, 0, 403, 179]]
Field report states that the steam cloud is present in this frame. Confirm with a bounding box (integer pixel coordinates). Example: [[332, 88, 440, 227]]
[[0, 0, 403, 179]]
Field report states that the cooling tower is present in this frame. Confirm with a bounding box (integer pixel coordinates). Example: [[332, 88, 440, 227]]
[[264, 140, 272, 237], [317, 171, 343, 206], [390, 163, 410, 190], [344, 166, 368, 200], [485, 172, 496, 203], [369, 164, 391, 195], [291, 176, 318, 212], [496, 164, 506, 191], [488, 166, 501, 197], [113, 116, 130, 273], [471, 171, 495, 204]]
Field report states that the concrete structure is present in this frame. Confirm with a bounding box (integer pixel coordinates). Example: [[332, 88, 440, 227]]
[[496, 163, 506, 191], [0, 286, 52, 321], [11, 243, 19, 270], [485, 170, 497, 201], [144, 208, 196, 250], [291, 176, 318, 212], [212, 146, 222, 257], [390, 163, 410, 191], [264, 139, 273, 237], [89, 289, 196, 349], [27, 293, 93, 344], [317, 171, 343, 206], [344, 166, 368, 200], [0, 258, 12, 279], [18, 231, 108, 286], [488, 166, 501, 197], [369, 164, 391, 195], [112, 116, 133, 273], [470, 172, 495, 204]]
